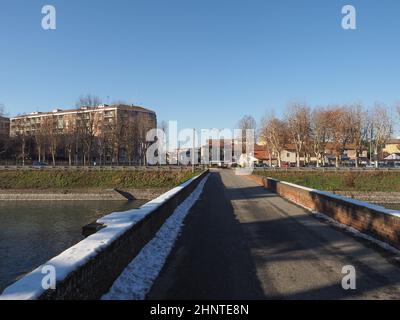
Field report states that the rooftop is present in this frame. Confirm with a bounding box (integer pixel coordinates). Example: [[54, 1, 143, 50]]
[[11, 104, 155, 119]]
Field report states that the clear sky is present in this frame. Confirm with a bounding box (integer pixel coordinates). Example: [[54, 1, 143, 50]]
[[0, 0, 399, 131]]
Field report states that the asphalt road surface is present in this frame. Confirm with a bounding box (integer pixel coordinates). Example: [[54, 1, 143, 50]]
[[148, 169, 400, 300]]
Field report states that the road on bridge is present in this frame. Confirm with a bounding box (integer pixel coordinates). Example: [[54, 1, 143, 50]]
[[148, 169, 400, 300]]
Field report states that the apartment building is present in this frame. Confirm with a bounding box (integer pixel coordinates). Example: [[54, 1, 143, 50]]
[[0, 116, 10, 137], [10, 104, 156, 137], [383, 139, 400, 155], [9, 104, 157, 164]]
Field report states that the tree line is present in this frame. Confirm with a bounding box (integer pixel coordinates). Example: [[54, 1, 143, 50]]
[[238, 103, 394, 168], [0, 95, 153, 166]]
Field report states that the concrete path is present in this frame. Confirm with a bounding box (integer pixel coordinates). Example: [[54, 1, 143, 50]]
[[148, 169, 400, 300]]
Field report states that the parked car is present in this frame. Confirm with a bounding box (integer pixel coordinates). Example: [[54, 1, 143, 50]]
[[255, 163, 269, 168], [32, 161, 48, 168]]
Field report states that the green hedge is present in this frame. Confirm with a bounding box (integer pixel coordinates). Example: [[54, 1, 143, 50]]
[[257, 171, 400, 192], [0, 170, 198, 189]]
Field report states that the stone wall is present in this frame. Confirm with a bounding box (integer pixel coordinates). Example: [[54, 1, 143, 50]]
[[0, 188, 168, 201]]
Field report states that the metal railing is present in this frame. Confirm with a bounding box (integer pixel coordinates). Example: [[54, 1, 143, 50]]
[[0, 165, 207, 171], [252, 167, 400, 172]]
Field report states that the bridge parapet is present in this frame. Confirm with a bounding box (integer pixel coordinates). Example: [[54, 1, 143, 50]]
[[261, 176, 400, 250], [0, 170, 209, 300]]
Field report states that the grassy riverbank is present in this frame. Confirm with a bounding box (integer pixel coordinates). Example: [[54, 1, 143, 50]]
[[0, 170, 198, 190], [257, 171, 400, 192]]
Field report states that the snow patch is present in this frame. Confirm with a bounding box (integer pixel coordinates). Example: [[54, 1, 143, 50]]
[[0, 173, 206, 300], [102, 175, 208, 300]]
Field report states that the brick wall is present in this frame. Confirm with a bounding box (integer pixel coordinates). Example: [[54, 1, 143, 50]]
[[36, 170, 209, 300], [262, 176, 400, 250]]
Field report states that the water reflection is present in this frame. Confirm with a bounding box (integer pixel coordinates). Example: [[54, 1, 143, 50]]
[[0, 200, 146, 293]]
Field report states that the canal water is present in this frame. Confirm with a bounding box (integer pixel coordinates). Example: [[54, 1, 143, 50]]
[[0, 200, 146, 293]]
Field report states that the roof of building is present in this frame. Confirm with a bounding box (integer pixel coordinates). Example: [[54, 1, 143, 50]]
[[386, 139, 400, 145], [11, 104, 155, 119], [384, 153, 400, 160], [281, 142, 361, 152]]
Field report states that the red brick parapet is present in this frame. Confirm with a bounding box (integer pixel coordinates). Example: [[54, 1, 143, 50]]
[[255, 175, 400, 250]]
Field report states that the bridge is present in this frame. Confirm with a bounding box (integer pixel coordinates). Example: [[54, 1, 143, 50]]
[[148, 169, 400, 299], [2, 168, 400, 300]]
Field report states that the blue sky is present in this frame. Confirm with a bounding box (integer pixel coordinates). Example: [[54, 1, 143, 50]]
[[0, 0, 399, 131]]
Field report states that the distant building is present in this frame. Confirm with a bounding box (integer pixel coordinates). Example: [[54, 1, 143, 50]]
[[278, 143, 368, 166], [253, 144, 277, 165], [0, 116, 10, 137], [10, 104, 156, 138], [384, 153, 400, 161], [168, 147, 202, 165], [201, 139, 238, 166], [9, 104, 157, 165], [383, 139, 400, 155]]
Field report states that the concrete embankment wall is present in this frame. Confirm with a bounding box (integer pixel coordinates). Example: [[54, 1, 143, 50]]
[[333, 191, 400, 204], [0, 188, 168, 201], [255, 175, 400, 250], [0, 170, 208, 300]]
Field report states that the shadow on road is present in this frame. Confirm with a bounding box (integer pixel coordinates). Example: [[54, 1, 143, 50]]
[[148, 171, 400, 300], [147, 172, 266, 300]]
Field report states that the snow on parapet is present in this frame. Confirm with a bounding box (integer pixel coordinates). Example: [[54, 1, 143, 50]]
[[102, 175, 209, 300], [271, 178, 400, 218], [0, 174, 203, 300]]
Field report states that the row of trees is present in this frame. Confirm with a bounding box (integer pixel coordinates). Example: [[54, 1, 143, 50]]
[[0, 95, 154, 166], [238, 103, 394, 168]]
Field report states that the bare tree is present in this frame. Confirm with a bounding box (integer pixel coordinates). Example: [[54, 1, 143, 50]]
[[41, 116, 58, 166], [13, 117, 30, 166], [138, 115, 154, 165], [310, 107, 332, 167], [328, 106, 353, 168], [63, 120, 76, 166], [371, 103, 392, 167], [76, 110, 102, 165], [0, 104, 9, 158], [348, 104, 369, 167], [95, 117, 108, 166], [76, 94, 102, 108], [33, 119, 46, 162], [258, 119, 274, 167], [237, 115, 256, 153], [75, 94, 103, 165], [286, 103, 311, 167], [260, 115, 288, 167]]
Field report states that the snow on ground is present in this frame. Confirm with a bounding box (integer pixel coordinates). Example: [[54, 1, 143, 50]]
[[0, 173, 206, 300], [102, 175, 209, 300]]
